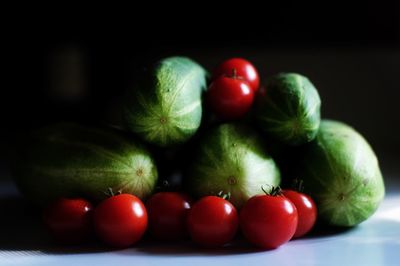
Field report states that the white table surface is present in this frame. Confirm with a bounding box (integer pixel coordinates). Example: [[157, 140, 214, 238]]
[[0, 179, 399, 266]]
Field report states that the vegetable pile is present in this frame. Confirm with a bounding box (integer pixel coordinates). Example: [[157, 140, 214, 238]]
[[13, 56, 385, 250]]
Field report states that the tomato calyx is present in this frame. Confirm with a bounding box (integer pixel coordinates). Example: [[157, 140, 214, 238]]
[[225, 68, 245, 81], [217, 190, 231, 200], [212, 58, 260, 92], [291, 178, 305, 192], [155, 180, 171, 192], [104, 187, 122, 197], [261, 185, 283, 196]]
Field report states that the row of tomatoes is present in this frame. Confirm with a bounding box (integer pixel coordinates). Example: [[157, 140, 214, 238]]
[[43, 188, 317, 250]]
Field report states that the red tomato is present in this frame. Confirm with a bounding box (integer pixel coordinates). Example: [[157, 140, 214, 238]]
[[187, 196, 238, 247], [146, 192, 191, 240], [207, 75, 254, 120], [212, 58, 260, 92], [94, 194, 147, 248], [283, 190, 317, 238], [43, 198, 93, 244], [240, 194, 298, 249]]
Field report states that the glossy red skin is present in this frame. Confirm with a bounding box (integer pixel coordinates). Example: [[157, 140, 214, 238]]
[[212, 58, 260, 92], [43, 198, 93, 244], [207, 76, 254, 120], [146, 192, 191, 240], [187, 196, 239, 247], [94, 194, 147, 248], [283, 190, 317, 238], [240, 194, 298, 250]]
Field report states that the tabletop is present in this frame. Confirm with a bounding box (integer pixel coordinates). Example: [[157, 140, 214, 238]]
[[0, 176, 399, 266]]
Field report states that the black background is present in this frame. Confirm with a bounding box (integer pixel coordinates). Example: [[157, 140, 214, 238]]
[[2, 2, 400, 177]]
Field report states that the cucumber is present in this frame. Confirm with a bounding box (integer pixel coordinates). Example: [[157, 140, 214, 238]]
[[123, 56, 207, 147], [13, 123, 158, 206], [256, 73, 321, 145], [299, 120, 385, 226], [186, 123, 281, 208]]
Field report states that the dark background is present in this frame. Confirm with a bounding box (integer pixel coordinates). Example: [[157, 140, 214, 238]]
[[2, 3, 400, 178]]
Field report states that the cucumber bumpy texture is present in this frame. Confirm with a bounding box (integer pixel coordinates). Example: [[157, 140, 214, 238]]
[[299, 120, 385, 226], [257, 73, 321, 146], [124, 57, 207, 147], [187, 123, 281, 208], [13, 123, 158, 206]]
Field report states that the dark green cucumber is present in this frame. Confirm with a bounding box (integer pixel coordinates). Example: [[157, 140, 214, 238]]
[[256, 73, 321, 145], [13, 123, 158, 206]]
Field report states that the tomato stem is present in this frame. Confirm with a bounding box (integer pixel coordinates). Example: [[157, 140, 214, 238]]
[[261, 185, 282, 196], [162, 180, 170, 188], [232, 68, 237, 78], [217, 190, 231, 200], [104, 187, 116, 197], [155, 180, 170, 192], [292, 178, 304, 192]]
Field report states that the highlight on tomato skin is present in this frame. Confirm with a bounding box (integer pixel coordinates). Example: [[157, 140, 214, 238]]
[[186, 195, 239, 248], [282, 189, 317, 238], [146, 192, 192, 240], [207, 74, 254, 120], [212, 58, 260, 92], [93, 194, 148, 248], [43, 198, 94, 244], [239, 194, 298, 250]]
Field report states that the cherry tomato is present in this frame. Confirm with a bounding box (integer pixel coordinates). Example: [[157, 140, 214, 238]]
[[146, 192, 191, 240], [94, 194, 147, 248], [187, 196, 238, 247], [207, 74, 254, 120], [212, 58, 260, 92], [43, 198, 93, 244], [283, 190, 317, 238], [240, 194, 298, 249]]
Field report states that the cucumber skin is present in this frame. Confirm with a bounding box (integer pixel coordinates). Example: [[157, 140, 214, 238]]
[[13, 123, 158, 206], [124, 56, 208, 147], [186, 123, 281, 209], [299, 120, 385, 227], [256, 73, 321, 146]]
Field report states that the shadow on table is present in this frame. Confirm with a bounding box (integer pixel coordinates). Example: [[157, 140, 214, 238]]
[[301, 222, 357, 239], [131, 236, 261, 256], [119, 224, 359, 256]]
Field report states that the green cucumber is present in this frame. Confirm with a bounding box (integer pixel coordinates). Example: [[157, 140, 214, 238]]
[[256, 73, 321, 145], [186, 123, 281, 208], [123, 56, 207, 147], [299, 120, 385, 226], [13, 123, 158, 206]]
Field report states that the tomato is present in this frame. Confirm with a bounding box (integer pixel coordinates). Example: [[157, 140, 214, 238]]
[[187, 196, 238, 247], [240, 194, 298, 249], [283, 190, 317, 238], [146, 192, 191, 240], [94, 194, 147, 248], [212, 58, 260, 92], [207, 74, 254, 120], [43, 198, 93, 244]]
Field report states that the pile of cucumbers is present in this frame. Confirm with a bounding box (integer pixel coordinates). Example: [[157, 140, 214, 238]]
[[14, 56, 384, 228]]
